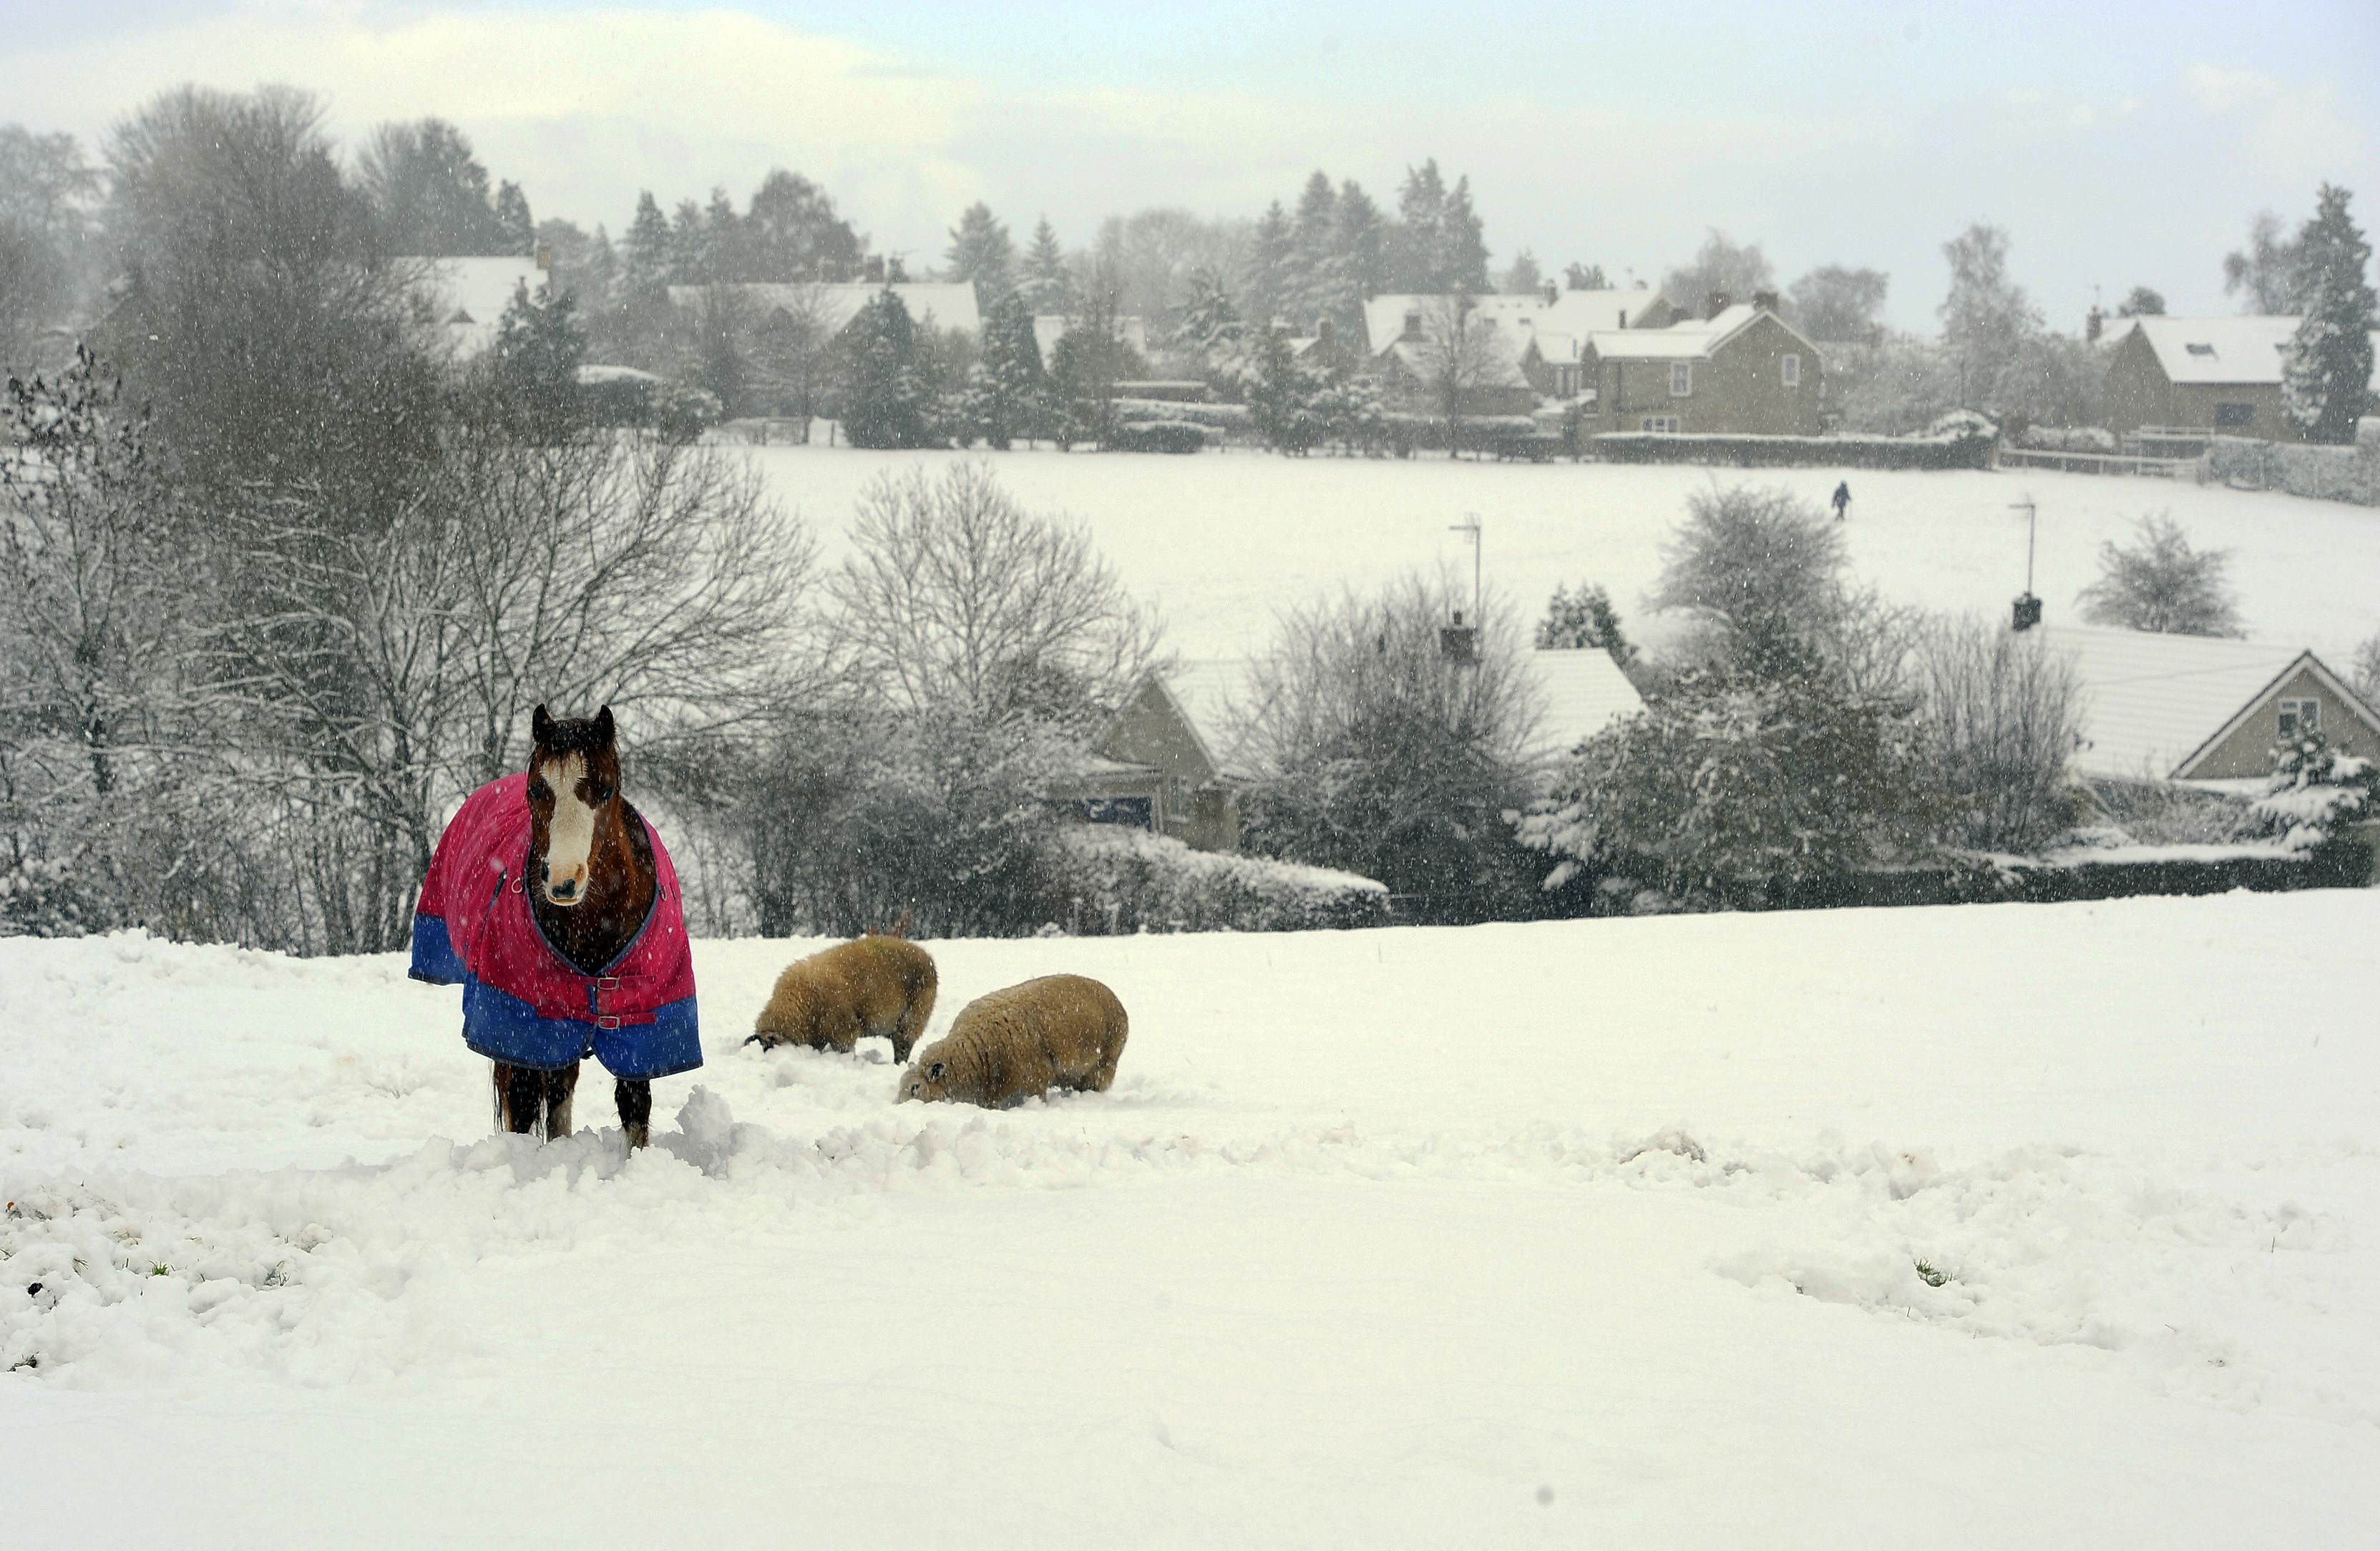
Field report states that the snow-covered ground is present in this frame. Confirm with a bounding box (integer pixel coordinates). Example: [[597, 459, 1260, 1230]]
[[6, 891, 2377, 1545], [742, 444, 2380, 663]]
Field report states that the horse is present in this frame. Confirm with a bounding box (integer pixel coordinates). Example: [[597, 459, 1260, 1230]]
[[410, 704, 703, 1150]]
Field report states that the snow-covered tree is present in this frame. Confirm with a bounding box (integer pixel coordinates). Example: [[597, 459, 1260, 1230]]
[[2223, 210, 2304, 314], [1242, 200, 1293, 328], [1390, 159, 1450, 291], [1535, 583, 1634, 665], [2117, 285, 2165, 317], [2250, 729, 2377, 854], [1247, 328, 1328, 454], [1335, 180, 1390, 309], [1662, 230, 1775, 315], [1442, 175, 1491, 294], [743, 167, 864, 283], [487, 278, 588, 435], [1285, 171, 1343, 333], [1649, 485, 1848, 670], [946, 201, 1015, 302], [2281, 183, 2376, 445], [1909, 615, 2083, 853], [494, 180, 535, 257], [357, 117, 507, 256], [620, 190, 673, 293], [1788, 265, 1889, 343], [972, 292, 1045, 450], [1938, 222, 2042, 409], [1502, 248, 1543, 297], [840, 288, 936, 449], [1020, 215, 1073, 313], [2074, 514, 2242, 637], [1171, 264, 1244, 372]]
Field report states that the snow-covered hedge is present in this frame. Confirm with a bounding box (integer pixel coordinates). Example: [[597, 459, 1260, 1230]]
[[1107, 420, 1208, 454], [1112, 398, 1252, 431], [1590, 425, 1995, 470], [2017, 425, 2117, 452], [2204, 435, 2380, 507], [1049, 826, 1389, 934]]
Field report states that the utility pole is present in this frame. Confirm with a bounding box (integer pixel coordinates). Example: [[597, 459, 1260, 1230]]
[[2009, 494, 2042, 631]]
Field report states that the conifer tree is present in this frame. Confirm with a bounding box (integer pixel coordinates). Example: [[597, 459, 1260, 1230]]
[[947, 202, 1015, 302], [621, 191, 673, 293], [494, 180, 535, 256], [1335, 179, 1389, 310], [1443, 175, 1491, 293], [974, 291, 1045, 449], [2282, 183, 2377, 444], [1171, 265, 1244, 371], [1020, 216, 1073, 313], [1243, 201, 1294, 328], [842, 288, 934, 448], [1394, 160, 1450, 291], [1286, 171, 1342, 333]]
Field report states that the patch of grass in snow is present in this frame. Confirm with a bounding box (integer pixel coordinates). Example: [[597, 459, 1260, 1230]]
[[1913, 1259, 1950, 1288]]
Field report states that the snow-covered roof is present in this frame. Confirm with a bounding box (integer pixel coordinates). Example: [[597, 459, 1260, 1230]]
[[2036, 625, 2312, 781], [2127, 314, 2380, 392], [665, 282, 984, 338], [575, 364, 663, 385], [1585, 304, 1793, 362], [1161, 659, 1262, 780], [1521, 649, 1644, 760], [1377, 326, 1534, 390], [1541, 288, 1664, 338], [401, 256, 546, 361], [1033, 313, 1151, 362]]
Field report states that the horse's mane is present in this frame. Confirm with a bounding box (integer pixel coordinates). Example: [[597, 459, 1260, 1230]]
[[537, 718, 614, 758]]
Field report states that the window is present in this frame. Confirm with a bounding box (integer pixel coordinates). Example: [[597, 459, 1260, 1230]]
[[2214, 401, 2255, 429], [1081, 796, 1153, 828], [1402, 310, 1422, 338], [1669, 362, 1692, 396], [1782, 353, 1801, 388], [1639, 414, 1679, 433], [2185, 342, 2215, 356], [2278, 699, 2320, 738]]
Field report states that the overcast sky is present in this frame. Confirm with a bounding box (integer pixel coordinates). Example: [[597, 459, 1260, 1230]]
[[9, 0, 2378, 330]]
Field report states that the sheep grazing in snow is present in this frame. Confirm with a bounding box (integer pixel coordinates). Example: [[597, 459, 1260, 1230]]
[[897, 974, 1127, 1108], [748, 935, 939, 1063]]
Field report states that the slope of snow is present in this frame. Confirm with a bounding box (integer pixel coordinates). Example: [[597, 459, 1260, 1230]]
[[741, 445, 2380, 665], [4, 891, 2377, 1545]]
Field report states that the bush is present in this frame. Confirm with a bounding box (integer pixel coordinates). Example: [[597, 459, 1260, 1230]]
[[2074, 514, 2242, 636], [2249, 729, 2377, 854], [650, 380, 723, 444], [1649, 484, 1848, 667], [1049, 826, 1387, 933], [1911, 616, 2087, 852], [1106, 419, 1207, 454]]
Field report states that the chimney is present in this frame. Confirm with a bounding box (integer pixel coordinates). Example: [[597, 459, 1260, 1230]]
[[2011, 592, 2042, 632], [535, 240, 553, 273], [1315, 318, 1333, 346], [863, 255, 887, 285], [1751, 288, 1778, 313], [2085, 305, 2105, 343], [1704, 290, 1732, 321]]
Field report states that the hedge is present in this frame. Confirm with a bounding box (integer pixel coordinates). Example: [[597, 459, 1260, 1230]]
[[1589, 429, 1995, 470], [2205, 434, 2380, 507], [1113, 398, 1252, 430], [1049, 826, 1389, 933], [1107, 420, 1208, 454]]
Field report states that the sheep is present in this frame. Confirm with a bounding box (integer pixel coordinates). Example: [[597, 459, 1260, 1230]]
[[897, 974, 1127, 1108], [748, 935, 939, 1063]]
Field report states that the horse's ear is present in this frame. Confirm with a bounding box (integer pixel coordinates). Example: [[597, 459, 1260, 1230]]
[[595, 705, 615, 746], [532, 704, 553, 745]]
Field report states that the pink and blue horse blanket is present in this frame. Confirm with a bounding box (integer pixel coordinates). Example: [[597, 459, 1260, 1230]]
[[409, 773, 702, 1081]]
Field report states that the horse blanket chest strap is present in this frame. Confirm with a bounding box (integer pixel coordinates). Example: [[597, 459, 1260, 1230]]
[[409, 772, 703, 1082]]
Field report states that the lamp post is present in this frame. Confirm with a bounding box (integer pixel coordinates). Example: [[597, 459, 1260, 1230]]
[[2009, 494, 2041, 631]]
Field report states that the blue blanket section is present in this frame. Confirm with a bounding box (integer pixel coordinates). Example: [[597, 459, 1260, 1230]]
[[416, 910, 702, 1080], [409, 912, 466, 984], [459, 978, 703, 1080]]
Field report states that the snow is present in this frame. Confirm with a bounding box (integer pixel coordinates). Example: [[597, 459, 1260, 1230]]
[[738, 444, 2380, 671], [2034, 626, 2311, 781], [2130, 315, 2380, 392], [5, 891, 2379, 1544]]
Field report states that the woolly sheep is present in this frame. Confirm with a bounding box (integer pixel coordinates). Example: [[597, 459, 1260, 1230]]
[[748, 935, 938, 1063], [897, 974, 1126, 1108]]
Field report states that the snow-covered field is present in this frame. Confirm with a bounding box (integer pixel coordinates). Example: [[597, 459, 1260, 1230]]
[[742, 444, 2380, 663], [6, 891, 2377, 1546]]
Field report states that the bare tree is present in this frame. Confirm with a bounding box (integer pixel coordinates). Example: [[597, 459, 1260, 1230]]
[[1912, 615, 2083, 851], [747, 282, 836, 435], [826, 462, 1162, 727], [1409, 293, 1498, 453]]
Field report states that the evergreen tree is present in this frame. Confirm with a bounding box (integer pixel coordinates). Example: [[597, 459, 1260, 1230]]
[[621, 191, 673, 294], [1285, 171, 1342, 332], [669, 197, 706, 283], [488, 278, 587, 436], [1020, 216, 1073, 313], [842, 288, 935, 448], [356, 118, 507, 255], [1562, 261, 1609, 290], [947, 201, 1015, 302], [1171, 264, 1244, 371], [494, 180, 535, 256], [1535, 583, 1634, 665], [1393, 159, 1450, 290], [1503, 248, 1543, 296], [1242, 200, 1294, 328], [1247, 328, 1327, 454], [702, 186, 744, 280], [974, 291, 1045, 449], [2281, 183, 2376, 444], [1336, 179, 1390, 313], [744, 168, 864, 281], [1443, 176, 1491, 293]]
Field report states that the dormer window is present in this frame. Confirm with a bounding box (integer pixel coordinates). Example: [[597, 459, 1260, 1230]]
[[1403, 310, 1422, 338], [2185, 342, 2215, 356]]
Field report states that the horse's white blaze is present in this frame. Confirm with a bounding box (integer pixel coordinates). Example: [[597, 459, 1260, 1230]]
[[540, 752, 595, 905]]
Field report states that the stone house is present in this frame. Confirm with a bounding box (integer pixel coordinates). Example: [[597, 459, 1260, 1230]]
[[2099, 315, 2380, 443], [2036, 625, 2380, 783], [1581, 294, 1824, 437]]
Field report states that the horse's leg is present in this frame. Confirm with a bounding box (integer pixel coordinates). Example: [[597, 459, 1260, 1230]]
[[544, 1064, 579, 1140], [494, 1062, 543, 1136], [615, 1078, 652, 1150]]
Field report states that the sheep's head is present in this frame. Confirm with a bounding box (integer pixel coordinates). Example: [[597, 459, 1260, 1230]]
[[898, 1055, 952, 1103]]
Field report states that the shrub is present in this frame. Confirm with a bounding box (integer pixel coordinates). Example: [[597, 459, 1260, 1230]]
[[1536, 582, 1636, 665], [2249, 729, 2377, 853], [1650, 484, 1848, 668], [1049, 826, 1387, 933], [1911, 616, 2087, 852], [650, 380, 723, 444], [1106, 419, 1207, 454], [2074, 514, 2242, 637]]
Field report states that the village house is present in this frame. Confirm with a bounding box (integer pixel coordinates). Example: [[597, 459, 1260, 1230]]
[[2099, 315, 2380, 443], [1357, 295, 1539, 417], [399, 254, 549, 361], [1051, 648, 1646, 855], [1357, 287, 1677, 403], [1581, 291, 1825, 437], [2034, 624, 2380, 784]]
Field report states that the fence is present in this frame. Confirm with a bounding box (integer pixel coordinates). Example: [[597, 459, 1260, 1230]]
[[1996, 446, 2186, 478]]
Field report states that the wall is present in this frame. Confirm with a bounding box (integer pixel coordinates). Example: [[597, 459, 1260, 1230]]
[[2181, 663, 2380, 778]]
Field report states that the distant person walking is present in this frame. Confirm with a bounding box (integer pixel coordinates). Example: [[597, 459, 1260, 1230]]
[[1830, 481, 1851, 522]]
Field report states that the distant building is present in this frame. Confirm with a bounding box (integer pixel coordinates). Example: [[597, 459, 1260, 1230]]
[[2101, 315, 2380, 443], [1520, 648, 1646, 771], [1034, 313, 1151, 363], [1580, 294, 1823, 437], [2037, 625, 2380, 783], [400, 255, 548, 361]]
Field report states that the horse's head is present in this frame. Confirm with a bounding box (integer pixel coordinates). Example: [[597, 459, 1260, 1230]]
[[527, 703, 623, 909]]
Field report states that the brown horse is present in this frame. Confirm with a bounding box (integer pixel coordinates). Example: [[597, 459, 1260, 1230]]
[[492, 704, 662, 1148]]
